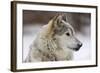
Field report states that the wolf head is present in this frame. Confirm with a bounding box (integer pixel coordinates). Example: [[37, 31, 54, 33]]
[[47, 14, 82, 51]]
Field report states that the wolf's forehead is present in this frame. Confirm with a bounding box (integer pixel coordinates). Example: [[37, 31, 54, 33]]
[[56, 24, 74, 35], [64, 24, 74, 33], [68, 28, 74, 35], [61, 19, 75, 34], [62, 23, 75, 35]]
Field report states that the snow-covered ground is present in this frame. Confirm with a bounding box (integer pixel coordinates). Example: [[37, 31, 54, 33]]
[[23, 24, 91, 61]]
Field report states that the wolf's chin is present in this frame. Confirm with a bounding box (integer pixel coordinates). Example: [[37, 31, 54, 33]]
[[68, 47, 80, 51]]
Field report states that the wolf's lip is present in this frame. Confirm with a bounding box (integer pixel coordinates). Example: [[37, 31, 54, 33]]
[[73, 48, 80, 51], [69, 47, 80, 51], [73, 45, 82, 51]]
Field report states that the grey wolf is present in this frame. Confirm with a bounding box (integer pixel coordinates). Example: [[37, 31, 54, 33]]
[[25, 14, 82, 62]]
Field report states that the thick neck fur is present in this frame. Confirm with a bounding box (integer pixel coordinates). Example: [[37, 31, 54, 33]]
[[34, 19, 60, 53]]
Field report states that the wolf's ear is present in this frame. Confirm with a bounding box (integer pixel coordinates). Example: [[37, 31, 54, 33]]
[[53, 14, 73, 30], [50, 14, 67, 35], [45, 14, 61, 37], [52, 14, 63, 28], [52, 14, 67, 22]]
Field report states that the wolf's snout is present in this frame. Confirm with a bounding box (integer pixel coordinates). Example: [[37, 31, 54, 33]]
[[77, 43, 82, 48], [74, 43, 82, 51]]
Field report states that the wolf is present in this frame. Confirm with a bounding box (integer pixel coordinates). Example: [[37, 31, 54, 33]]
[[25, 14, 82, 62]]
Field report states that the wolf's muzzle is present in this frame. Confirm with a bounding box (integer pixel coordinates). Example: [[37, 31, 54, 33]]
[[74, 43, 82, 51]]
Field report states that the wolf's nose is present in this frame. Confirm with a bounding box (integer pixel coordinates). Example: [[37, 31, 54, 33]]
[[77, 43, 82, 47]]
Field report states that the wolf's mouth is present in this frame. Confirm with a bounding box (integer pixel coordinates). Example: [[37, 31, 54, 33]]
[[69, 46, 82, 51], [73, 43, 82, 51], [72, 47, 80, 51], [68, 47, 80, 51]]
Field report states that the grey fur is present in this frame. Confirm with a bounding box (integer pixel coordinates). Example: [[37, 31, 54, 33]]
[[25, 14, 82, 62]]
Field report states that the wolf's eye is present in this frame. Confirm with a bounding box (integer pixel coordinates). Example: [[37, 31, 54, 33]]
[[66, 32, 70, 36]]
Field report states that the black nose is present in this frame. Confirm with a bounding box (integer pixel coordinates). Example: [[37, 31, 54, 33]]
[[77, 43, 82, 47]]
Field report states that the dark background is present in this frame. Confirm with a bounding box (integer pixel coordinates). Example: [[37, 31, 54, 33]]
[[23, 10, 91, 33]]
